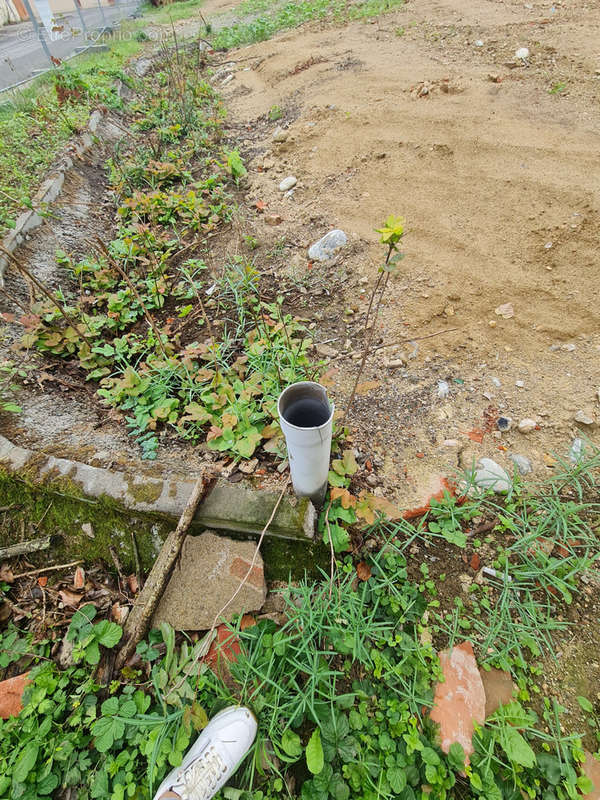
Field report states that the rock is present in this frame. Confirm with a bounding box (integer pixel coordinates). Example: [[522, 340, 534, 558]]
[[315, 343, 338, 358], [494, 302, 514, 319], [153, 531, 267, 630], [387, 357, 407, 368], [272, 126, 288, 143], [475, 39, 484, 47], [518, 418, 537, 433], [561, 343, 576, 352], [308, 229, 348, 262], [575, 410, 595, 426], [81, 522, 94, 538], [279, 176, 297, 192], [473, 458, 511, 493], [570, 438, 585, 463], [134, 58, 152, 77], [430, 642, 486, 762], [582, 751, 600, 800], [509, 454, 532, 475], [0, 673, 31, 719], [238, 458, 258, 474], [515, 47, 530, 59], [515, 380, 525, 388], [366, 474, 378, 487], [437, 380, 450, 399], [479, 668, 515, 717], [265, 214, 283, 226], [497, 416, 513, 432]]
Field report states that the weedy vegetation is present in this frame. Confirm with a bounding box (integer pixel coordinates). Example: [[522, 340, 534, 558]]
[[2, 447, 600, 799]]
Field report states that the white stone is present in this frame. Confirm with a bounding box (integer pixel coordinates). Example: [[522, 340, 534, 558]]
[[574, 410, 594, 426], [473, 458, 512, 494], [515, 47, 530, 59], [308, 229, 348, 261], [518, 418, 537, 433], [509, 454, 532, 475], [272, 126, 288, 142], [279, 176, 297, 192]]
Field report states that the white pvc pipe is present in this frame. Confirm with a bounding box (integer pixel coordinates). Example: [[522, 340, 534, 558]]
[[278, 381, 334, 506]]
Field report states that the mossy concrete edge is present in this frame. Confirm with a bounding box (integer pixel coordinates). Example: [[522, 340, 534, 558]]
[[0, 434, 316, 541]]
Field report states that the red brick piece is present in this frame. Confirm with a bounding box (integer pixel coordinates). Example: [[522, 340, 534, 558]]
[[0, 672, 31, 719], [430, 642, 486, 763]]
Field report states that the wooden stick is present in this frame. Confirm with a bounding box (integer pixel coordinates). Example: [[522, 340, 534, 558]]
[[114, 473, 214, 673], [0, 535, 51, 560], [12, 559, 83, 579]]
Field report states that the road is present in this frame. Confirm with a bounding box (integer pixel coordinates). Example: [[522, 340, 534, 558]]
[[0, 0, 139, 91]]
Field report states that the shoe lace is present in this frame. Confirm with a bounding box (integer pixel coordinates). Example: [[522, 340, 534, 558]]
[[177, 748, 228, 800]]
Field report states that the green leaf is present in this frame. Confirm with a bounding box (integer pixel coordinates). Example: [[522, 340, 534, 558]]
[[306, 728, 324, 775], [14, 742, 39, 782], [101, 696, 119, 716], [119, 699, 137, 719], [536, 752, 561, 785], [441, 527, 467, 548], [324, 523, 351, 553], [85, 639, 101, 664], [498, 726, 536, 768], [577, 696, 594, 713], [578, 775, 594, 794], [328, 471, 348, 488], [341, 450, 358, 476], [447, 742, 465, 772], [387, 766, 407, 793], [329, 773, 350, 800], [328, 505, 357, 524], [95, 620, 123, 648], [37, 773, 59, 795], [281, 729, 302, 758]]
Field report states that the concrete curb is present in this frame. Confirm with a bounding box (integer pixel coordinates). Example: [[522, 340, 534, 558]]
[[0, 108, 106, 287], [0, 434, 316, 541]]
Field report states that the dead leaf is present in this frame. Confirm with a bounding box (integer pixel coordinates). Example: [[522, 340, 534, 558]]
[[255, 200, 267, 212], [38, 576, 48, 588], [470, 553, 481, 570], [127, 574, 139, 594], [330, 487, 357, 508], [494, 302, 514, 319], [355, 380, 380, 395], [206, 425, 223, 442], [59, 589, 82, 608], [240, 614, 256, 630], [73, 566, 85, 591], [356, 562, 372, 581], [0, 563, 14, 583], [111, 603, 129, 624]]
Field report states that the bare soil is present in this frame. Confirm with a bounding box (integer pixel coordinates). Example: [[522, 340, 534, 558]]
[[203, 0, 600, 508], [2, 0, 600, 502]]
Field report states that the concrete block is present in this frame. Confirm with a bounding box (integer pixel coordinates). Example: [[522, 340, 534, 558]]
[[153, 531, 267, 630]]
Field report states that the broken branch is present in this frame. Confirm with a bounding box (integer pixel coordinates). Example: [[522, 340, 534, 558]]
[[114, 472, 215, 673]]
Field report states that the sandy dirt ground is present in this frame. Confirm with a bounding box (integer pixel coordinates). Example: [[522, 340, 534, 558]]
[[1, 0, 599, 507], [203, 0, 600, 507]]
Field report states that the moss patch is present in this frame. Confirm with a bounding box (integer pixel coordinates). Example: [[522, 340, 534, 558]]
[[0, 470, 328, 581]]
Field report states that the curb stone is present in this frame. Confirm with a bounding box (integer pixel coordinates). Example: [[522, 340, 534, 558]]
[[0, 104, 116, 286], [0, 434, 316, 541]]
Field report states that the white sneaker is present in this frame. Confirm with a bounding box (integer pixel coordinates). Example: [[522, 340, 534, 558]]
[[153, 706, 257, 800]]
